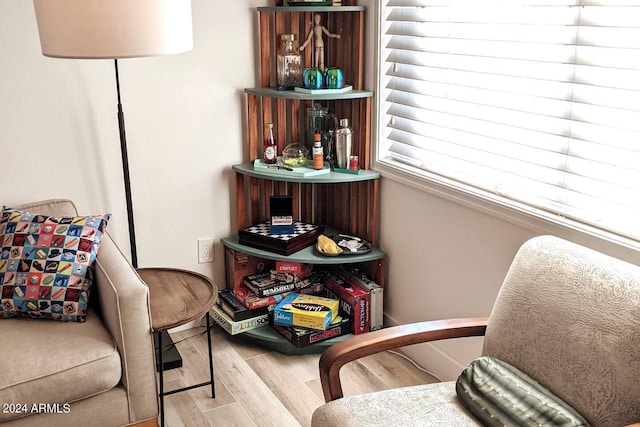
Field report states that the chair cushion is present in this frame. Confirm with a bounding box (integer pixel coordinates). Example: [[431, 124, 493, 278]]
[[0, 207, 110, 322], [456, 356, 589, 427], [0, 311, 122, 422], [311, 381, 480, 427]]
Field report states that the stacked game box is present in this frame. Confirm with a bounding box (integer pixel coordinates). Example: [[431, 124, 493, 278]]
[[321, 268, 370, 334], [211, 290, 270, 335], [220, 251, 354, 347], [273, 293, 339, 331], [233, 260, 323, 309], [332, 266, 384, 331], [272, 314, 351, 348]]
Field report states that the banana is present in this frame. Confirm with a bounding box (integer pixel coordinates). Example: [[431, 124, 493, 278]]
[[316, 235, 343, 255]]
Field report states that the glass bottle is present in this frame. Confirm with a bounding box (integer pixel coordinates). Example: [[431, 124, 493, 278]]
[[277, 34, 302, 90], [312, 131, 324, 170], [263, 123, 277, 164], [335, 118, 353, 169]]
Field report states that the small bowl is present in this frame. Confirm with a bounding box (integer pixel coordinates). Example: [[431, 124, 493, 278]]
[[282, 143, 309, 167]]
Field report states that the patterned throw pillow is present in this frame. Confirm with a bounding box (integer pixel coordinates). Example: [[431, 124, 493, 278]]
[[0, 207, 110, 322]]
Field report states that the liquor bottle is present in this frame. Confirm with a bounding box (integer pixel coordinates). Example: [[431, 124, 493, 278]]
[[335, 118, 353, 169], [277, 34, 302, 90], [312, 131, 324, 170], [263, 123, 277, 164]]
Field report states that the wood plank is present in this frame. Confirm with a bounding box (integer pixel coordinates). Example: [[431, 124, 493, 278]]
[[184, 326, 302, 427], [247, 95, 258, 161], [204, 403, 257, 427], [162, 377, 213, 427], [259, 11, 271, 88], [164, 324, 443, 425], [357, 350, 439, 390], [169, 330, 235, 412], [246, 353, 324, 427]]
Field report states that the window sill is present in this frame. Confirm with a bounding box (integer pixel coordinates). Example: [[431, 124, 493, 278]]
[[373, 157, 640, 265]]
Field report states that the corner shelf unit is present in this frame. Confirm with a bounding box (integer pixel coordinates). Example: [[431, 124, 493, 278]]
[[221, 3, 383, 354]]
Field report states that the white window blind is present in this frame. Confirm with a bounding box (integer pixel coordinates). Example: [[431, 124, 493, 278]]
[[380, 0, 640, 241]]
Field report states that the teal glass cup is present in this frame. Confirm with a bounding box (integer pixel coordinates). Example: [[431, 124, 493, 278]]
[[304, 67, 323, 90], [325, 67, 344, 89]]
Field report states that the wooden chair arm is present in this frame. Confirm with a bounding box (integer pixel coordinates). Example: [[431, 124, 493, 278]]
[[319, 317, 489, 402]]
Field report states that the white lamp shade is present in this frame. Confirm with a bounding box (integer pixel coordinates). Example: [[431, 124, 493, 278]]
[[33, 0, 193, 59]]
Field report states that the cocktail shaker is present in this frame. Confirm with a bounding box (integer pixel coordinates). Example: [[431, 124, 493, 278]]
[[335, 118, 353, 169]]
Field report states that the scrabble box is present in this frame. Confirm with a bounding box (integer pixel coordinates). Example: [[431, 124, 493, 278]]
[[210, 304, 269, 335]]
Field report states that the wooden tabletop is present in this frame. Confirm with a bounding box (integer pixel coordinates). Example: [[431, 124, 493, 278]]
[[137, 268, 217, 332]]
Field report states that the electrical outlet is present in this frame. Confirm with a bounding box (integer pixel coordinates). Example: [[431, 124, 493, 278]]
[[198, 238, 215, 263]]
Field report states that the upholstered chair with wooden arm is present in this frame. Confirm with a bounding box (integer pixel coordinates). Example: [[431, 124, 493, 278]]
[[312, 235, 640, 427]]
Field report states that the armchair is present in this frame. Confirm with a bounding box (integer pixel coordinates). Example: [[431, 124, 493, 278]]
[[312, 235, 640, 427], [0, 199, 158, 426]]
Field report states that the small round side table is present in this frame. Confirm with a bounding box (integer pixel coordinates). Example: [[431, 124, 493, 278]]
[[137, 268, 217, 427]]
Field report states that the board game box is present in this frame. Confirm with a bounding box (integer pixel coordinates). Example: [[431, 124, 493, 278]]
[[273, 293, 339, 331], [233, 283, 287, 310], [243, 272, 296, 297], [238, 221, 324, 256], [322, 269, 370, 334], [334, 267, 384, 331], [273, 315, 351, 348], [216, 289, 268, 321], [225, 247, 271, 290], [210, 304, 269, 335]]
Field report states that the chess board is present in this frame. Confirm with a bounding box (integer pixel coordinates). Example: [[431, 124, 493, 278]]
[[239, 221, 324, 256]]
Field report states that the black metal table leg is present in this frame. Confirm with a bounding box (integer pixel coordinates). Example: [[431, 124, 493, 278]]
[[206, 314, 215, 398], [157, 331, 165, 427]]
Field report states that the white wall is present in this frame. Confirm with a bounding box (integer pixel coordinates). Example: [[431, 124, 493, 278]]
[[0, 0, 263, 288]]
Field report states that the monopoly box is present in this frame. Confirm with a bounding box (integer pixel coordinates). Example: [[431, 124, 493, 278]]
[[273, 315, 351, 348], [273, 293, 339, 331]]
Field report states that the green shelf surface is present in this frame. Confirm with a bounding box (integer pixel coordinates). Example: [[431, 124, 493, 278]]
[[221, 235, 385, 265], [232, 163, 380, 183], [258, 6, 365, 12], [234, 325, 353, 355], [244, 87, 373, 101]]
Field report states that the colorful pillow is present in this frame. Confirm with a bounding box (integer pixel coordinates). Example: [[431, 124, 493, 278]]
[[0, 207, 110, 322]]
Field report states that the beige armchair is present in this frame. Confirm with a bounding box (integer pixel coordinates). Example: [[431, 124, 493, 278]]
[[312, 235, 640, 427], [0, 199, 158, 427]]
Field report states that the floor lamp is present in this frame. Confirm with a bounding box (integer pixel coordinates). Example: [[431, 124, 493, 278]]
[[33, 0, 193, 269]]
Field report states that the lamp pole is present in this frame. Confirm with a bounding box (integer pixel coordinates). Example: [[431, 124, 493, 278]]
[[114, 59, 138, 268]]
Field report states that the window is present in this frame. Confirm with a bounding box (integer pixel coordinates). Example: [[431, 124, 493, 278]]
[[378, 0, 640, 243]]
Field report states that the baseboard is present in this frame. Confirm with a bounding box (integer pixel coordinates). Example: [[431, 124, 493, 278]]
[[383, 312, 481, 382]]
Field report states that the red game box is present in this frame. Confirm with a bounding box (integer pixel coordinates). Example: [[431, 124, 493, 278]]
[[321, 269, 370, 334]]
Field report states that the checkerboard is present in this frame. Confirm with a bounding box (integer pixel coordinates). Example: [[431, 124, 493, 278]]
[[242, 222, 320, 241], [239, 221, 323, 256]]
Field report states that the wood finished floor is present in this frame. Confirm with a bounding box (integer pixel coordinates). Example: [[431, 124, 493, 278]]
[[161, 324, 438, 427]]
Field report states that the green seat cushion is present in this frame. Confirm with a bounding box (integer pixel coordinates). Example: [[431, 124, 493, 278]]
[[456, 356, 590, 427]]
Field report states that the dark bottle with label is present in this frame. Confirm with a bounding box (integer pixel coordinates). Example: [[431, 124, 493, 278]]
[[263, 123, 277, 164]]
